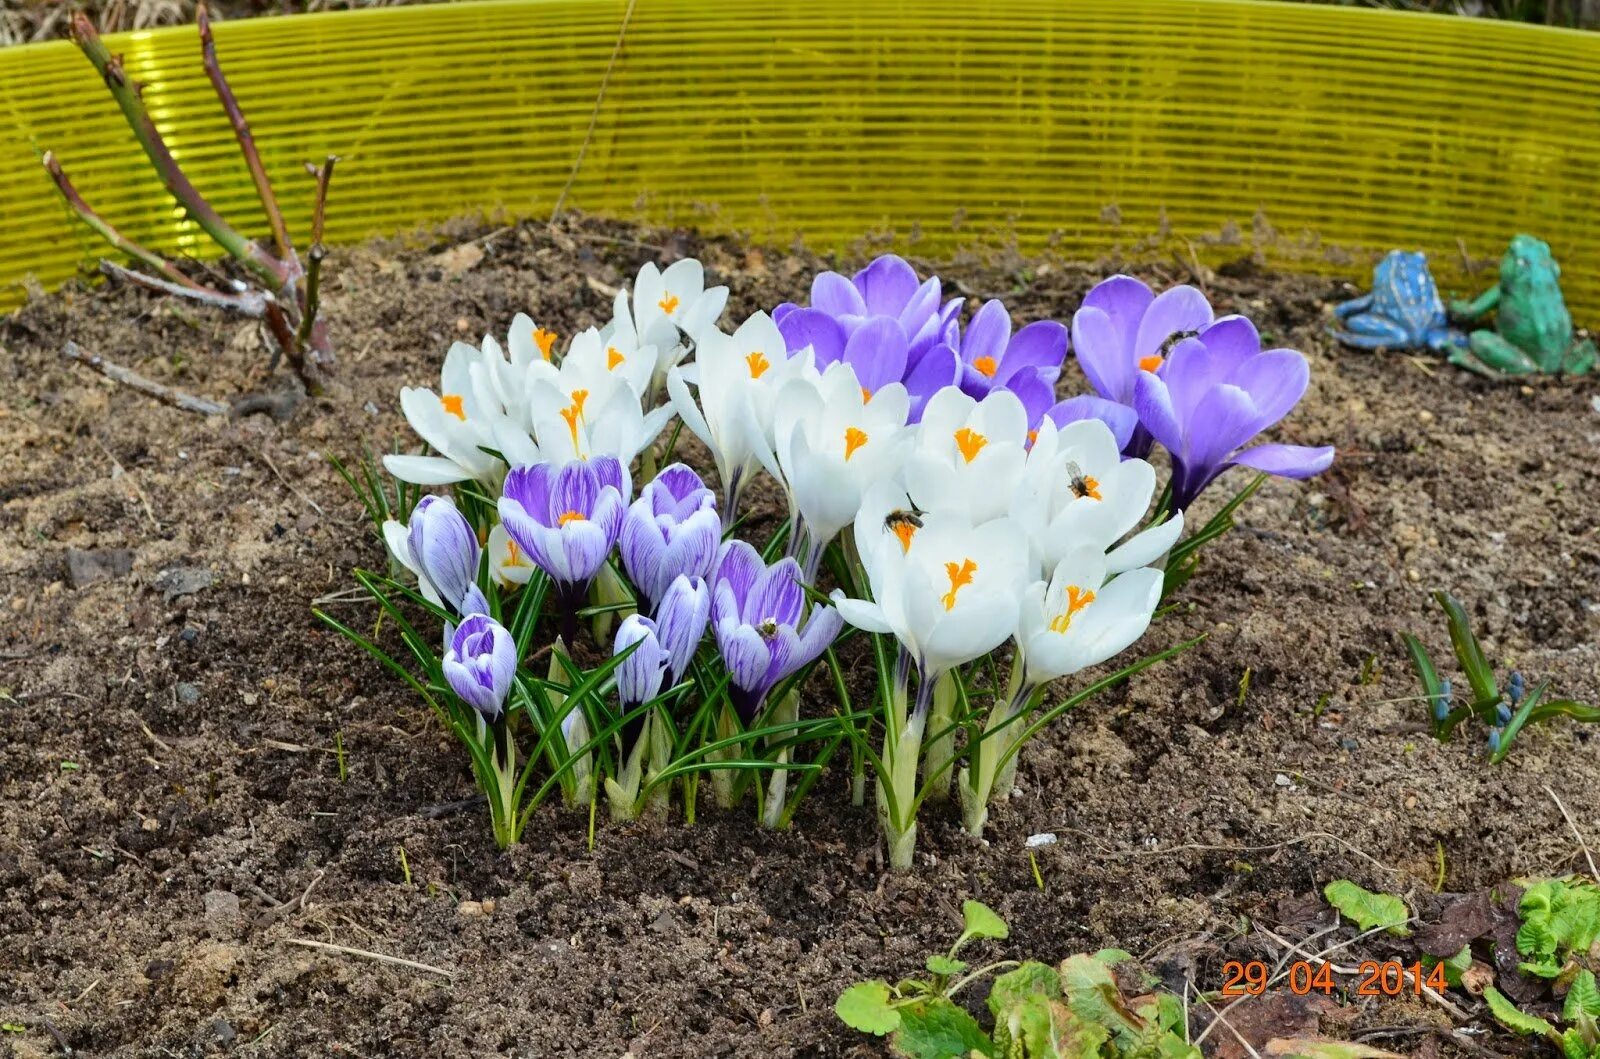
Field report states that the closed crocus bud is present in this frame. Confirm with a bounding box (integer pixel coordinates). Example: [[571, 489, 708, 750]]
[[656, 574, 710, 684], [614, 615, 670, 709], [619, 463, 719, 610], [443, 614, 518, 721], [407, 495, 481, 612]]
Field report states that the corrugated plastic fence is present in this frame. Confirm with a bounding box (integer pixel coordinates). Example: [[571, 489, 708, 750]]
[[2, 0, 1598, 316]]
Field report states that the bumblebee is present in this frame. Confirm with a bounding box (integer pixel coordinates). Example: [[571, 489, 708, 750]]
[[883, 506, 925, 551], [1066, 461, 1101, 501]]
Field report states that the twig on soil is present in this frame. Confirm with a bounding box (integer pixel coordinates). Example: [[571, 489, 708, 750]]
[[548, 0, 636, 223], [1194, 993, 1263, 1059], [282, 937, 453, 979], [91, 434, 158, 528], [254, 870, 324, 924], [63, 341, 229, 416], [1545, 784, 1599, 884], [250, 445, 325, 517]]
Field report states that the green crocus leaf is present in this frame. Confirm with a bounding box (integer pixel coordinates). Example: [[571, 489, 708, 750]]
[[1484, 986, 1556, 1038], [961, 900, 1009, 942], [1323, 880, 1410, 936], [926, 955, 968, 976], [988, 961, 1061, 1020], [1565, 970, 1600, 1022], [890, 997, 995, 1059], [836, 980, 901, 1035]]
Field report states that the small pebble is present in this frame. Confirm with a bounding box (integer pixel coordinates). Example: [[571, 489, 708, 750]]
[[1418, 409, 1434, 424], [141, 816, 160, 833], [1407, 569, 1420, 583], [1274, 773, 1292, 787], [1025, 833, 1057, 848], [458, 900, 484, 917], [176, 683, 201, 706]]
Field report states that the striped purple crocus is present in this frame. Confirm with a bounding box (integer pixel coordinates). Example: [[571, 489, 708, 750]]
[[710, 541, 842, 723], [618, 463, 719, 613]]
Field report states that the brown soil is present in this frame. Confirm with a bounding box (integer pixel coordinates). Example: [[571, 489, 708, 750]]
[[1, 215, 1597, 1058]]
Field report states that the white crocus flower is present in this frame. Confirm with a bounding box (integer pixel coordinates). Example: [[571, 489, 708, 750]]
[[560, 323, 658, 403], [772, 361, 910, 572], [633, 259, 728, 357], [527, 374, 673, 468], [835, 485, 1029, 677], [668, 311, 815, 521], [1009, 417, 1184, 578], [487, 523, 537, 588], [384, 339, 508, 486], [903, 387, 1030, 524], [831, 482, 1030, 870]]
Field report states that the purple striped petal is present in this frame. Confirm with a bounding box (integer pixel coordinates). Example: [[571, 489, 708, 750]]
[[1231, 443, 1336, 478]]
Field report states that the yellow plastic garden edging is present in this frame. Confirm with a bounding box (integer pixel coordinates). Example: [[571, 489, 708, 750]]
[[2, 0, 1598, 319]]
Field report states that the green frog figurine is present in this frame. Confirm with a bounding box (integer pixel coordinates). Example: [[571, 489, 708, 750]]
[[1449, 234, 1595, 376]]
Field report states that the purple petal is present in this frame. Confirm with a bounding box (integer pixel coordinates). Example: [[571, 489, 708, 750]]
[[995, 320, 1068, 385], [618, 499, 665, 604], [811, 270, 867, 318], [778, 307, 847, 365], [1231, 442, 1336, 478], [590, 455, 627, 502], [790, 604, 843, 677], [717, 620, 773, 699], [771, 302, 798, 326], [657, 575, 710, 681], [843, 316, 909, 394], [1071, 305, 1132, 404], [898, 277, 943, 336], [1197, 314, 1261, 373], [713, 540, 764, 613], [614, 615, 669, 707], [1157, 336, 1224, 425], [901, 343, 960, 421], [502, 464, 554, 525], [1132, 372, 1185, 457], [853, 254, 919, 317], [552, 461, 600, 520], [1226, 350, 1310, 434], [1186, 383, 1266, 474], [961, 299, 1012, 368], [1133, 284, 1213, 359], [748, 557, 804, 627], [1046, 394, 1138, 451], [1005, 371, 1056, 431]]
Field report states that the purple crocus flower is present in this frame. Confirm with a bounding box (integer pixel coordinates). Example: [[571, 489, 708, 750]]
[[772, 254, 962, 420], [710, 540, 843, 723], [1132, 322, 1335, 512], [443, 613, 518, 721], [618, 463, 719, 612], [391, 494, 480, 612], [614, 614, 671, 710], [945, 299, 1068, 427], [656, 574, 710, 685], [500, 456, 627, 587]]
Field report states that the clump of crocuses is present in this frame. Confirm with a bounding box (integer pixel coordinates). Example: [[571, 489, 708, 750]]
[[329, 251, 1332, 866]]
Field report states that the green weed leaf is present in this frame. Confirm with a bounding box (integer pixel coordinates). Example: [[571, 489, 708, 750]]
[[836, 981, 901, 1035], [1484, 986, 1556, 1037], [1565, 970, 1600, 1022], [891, 997, 995, 1059], [926, 955, 967, 976], [962, 900, 1009, 942], [1324, 880, 1410, 936], [988, 961, 1061, 1019]]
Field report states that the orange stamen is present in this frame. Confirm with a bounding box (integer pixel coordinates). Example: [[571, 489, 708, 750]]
[[1048, 585, 1096, 633], [973, 355, 998, 378], [1138, 354, 1164, 373], [535, 328, 558, 359], [1027, 429, 1038, 447], [861, 386, 872, 403], [893, 521, 917, 552], [941, 558, 978, 611], [953, 427, 988, 464], [746, 351, 771, 379], [659, 293, 680, 315], [843, 426, 868, 460], [607, 346, 625, 370], [440, 393, 466, 420], [557, 510, 586, 527], [506, 539, 527, 567], [561, 405, 582, 448]]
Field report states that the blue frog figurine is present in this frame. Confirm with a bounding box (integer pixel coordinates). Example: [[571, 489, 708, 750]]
[[1333, 250, 1459, 351]]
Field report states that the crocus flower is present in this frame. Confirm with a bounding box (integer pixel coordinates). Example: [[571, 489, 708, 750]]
[[619, 464, 720, 611], [609, 259, 729, 390], [711, 541, 842, 723], [382, 494, 480, 612], [1015, 547, 1164, 687], [1039, 394, 1139, 453], [1071, 275, 1215, 407], [771, 361, 911, 571], [523, 375, 673, 469], [499, 456, 629, 604], [902, 387, 1031, 524], [945, 299, 1068, 427], [486, 523, 537, 588], [614, 614, 671, 712], [1009, 418, 1183, 579], [772, 254, 961, 420], [443, 613, 518, 721], [834, 484, 1030, 678], [667, 311, 814, 520], [385, 338, 510, 486], [1132, 325, 1335, 512], [656, 574, 711, 684]]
